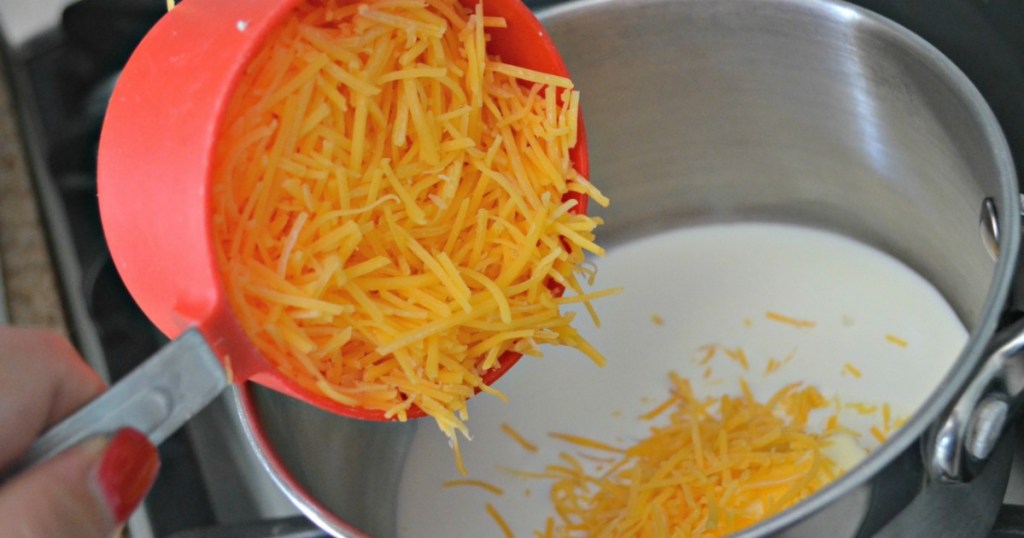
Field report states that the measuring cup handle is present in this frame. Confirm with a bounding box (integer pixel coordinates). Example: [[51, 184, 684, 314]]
[[3, 328, 228, 478]]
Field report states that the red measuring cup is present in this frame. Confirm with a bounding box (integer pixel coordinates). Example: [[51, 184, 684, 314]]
[[12, 0, 588, 471]]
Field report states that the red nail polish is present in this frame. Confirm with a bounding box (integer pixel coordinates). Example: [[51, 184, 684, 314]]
[[95, 428, 160, 523]]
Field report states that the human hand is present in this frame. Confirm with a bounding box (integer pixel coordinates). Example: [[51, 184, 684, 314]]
[[0, 327, 160, 538]]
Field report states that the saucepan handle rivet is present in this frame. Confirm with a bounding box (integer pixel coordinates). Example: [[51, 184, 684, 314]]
[[965, 395, 1009, 461], [980, 197, 1000, 261]]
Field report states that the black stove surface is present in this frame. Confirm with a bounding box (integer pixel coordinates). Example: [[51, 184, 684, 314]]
[[3, 0, 1024, 536]]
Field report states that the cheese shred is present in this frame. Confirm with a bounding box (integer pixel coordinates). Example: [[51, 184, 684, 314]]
[[443, 479, 505, 495], [487, 502, 515, 538], [211, 0, 607, 471], [765, 310, 817, 328], [501, 422, 539, 454], [885, 333, 909, 348]]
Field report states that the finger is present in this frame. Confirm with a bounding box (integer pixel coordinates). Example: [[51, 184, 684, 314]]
[[0, 327, 106, 466], [0, 429, 160, 538]]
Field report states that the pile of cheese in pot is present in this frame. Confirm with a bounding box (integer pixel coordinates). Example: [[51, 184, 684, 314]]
[[531, 375, 844, 537], [443, 369, 856, 537], [210, 0, 607, 468]]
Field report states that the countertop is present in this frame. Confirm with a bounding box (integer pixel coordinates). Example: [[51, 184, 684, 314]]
[[0, 51, 67, 334]]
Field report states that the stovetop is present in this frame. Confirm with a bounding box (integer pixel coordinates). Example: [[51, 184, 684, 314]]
[[2, 0, 1024, 536]]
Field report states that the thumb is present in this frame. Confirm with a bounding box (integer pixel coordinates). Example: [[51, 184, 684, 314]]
[[0, 429, 160, 538]]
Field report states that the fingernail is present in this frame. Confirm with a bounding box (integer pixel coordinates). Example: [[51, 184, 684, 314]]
[[94, 429, 160, 523]]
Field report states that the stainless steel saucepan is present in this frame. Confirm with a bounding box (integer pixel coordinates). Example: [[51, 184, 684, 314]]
[[236, 0, 1024, 536]]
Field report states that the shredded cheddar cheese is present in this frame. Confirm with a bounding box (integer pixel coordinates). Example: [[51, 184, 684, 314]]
[[501, 422, 539, 454], [723, 346, 749, 370], [845, 402, 878, 415], [473, 337, 892, 536], [765, 310, 817, 328], [697, 345, 716, 365], [486, 502, 514, 538], [548, 432, 627, 454], [532, 373, 843, 537], [443, 479, 504, 495], [885, 333, 909, 347], [211, 0, 609, 471]]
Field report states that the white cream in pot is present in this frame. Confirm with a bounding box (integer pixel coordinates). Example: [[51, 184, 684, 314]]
[[395, 222, 967, 536]]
